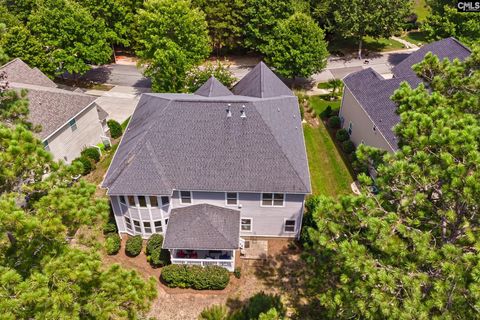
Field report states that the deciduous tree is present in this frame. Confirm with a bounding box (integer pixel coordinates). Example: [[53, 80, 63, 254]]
[[264, 13, 328, 79], [184, 61, 236, 92], [333, 0, 411, 59], [304, 48, 480, 318]]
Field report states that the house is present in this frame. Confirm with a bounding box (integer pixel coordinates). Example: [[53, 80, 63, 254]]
[[339, 38, 472, 152], [0, 58, 109, 162], [102, 62, 311, 271]]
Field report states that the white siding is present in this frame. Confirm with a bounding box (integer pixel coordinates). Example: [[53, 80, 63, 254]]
[[43, 103, 105, 163]]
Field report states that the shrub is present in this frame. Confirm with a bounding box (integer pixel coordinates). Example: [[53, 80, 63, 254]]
[[107, 119, 122, 139], [342, 140, 355, 154], [234, 267, 241, 279], [105, 234, 121, 255], [103, 221, 117, 235], [321, 105, 332, 119], [146, 234, 169, 267], [327, 116, 341, 129], [336, 128, 349, 142], [242, 292, 285, 320], [73, 156, 93, 175], [81, 147, 100, 163], [125, 235, 143, 257], [161, 264, 230, 290], [199, 305, 229, 320]]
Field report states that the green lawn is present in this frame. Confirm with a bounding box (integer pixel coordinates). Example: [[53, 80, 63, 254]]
[[401, 30, 429, 46], [303, 96, 353, 197], [413, 0, 429, 22], [329, 36, 405, 56]]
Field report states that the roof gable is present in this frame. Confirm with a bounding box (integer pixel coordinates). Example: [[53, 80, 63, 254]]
[[0, 58, 57, 88], [194, 76, 233, 97], [232, 62, 293, 98]]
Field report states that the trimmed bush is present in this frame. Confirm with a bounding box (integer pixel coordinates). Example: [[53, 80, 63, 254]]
[[146, 234, 169, 267], [336, 128, 349, 142], [81, 147, 100, 163], [161, 264, 230, 290], [125, 235, 143, 257], [342, 140, 355, 154], [103, 221, 117, 235], [73, 156, 93, 175], [234, 267, 241, 279], [327, 116, 341, 129], [107, 119, 122, 139], [105, 234, 121, 255]]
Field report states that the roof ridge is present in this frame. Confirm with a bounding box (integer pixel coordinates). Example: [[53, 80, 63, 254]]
[[145, 139, 172, 191], [203, 204, 238, 248], [0, 57, 23, 70], [251, 101, 310, 192], [449, 37, 472, 53]]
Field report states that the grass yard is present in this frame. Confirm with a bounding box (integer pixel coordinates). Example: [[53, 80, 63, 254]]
[[329, 36, 405, 56], [303, 96, 353, 197], [401, 30, 429, 46], [413, 0, 429, 22]]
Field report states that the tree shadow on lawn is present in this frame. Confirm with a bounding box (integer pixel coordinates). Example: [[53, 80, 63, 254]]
[[252, 242, 322, 319]]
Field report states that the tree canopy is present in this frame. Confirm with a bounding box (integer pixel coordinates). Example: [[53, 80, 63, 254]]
[[184, 61, 236, 92], [264, 13, 328, 79], [304, 47, 480, 318], [332, 0, 411, 58]]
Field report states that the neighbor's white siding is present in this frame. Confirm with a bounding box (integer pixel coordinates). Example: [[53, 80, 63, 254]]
[[339, 87, 395, 152], [43, 103, 105, 163], [110, 191, 305, 239]]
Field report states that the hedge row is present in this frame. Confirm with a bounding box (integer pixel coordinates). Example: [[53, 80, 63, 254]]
[[161, 264, 230, 290]]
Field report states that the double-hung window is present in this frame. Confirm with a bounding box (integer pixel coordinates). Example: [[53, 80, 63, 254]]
[[154, 221, 163, 233], [138, 196, 147, 207], [226, 192, 238, 206], [119, 196, 126, 205], [125, 217, 132, 232], [143, 221, 152, 234], [261, 193, 284, 207], [284, 220, 296, 233], [69, 118, 77, 132], [180, 191, 192, 204], [161, 196, 170, 206], [133, 220, 141, 233], [241, 218, 252, 232], [128, 196, 136, 207], [149, 196, 158, 207]]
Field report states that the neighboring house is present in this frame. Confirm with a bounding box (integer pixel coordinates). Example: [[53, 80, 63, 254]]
[[102, 62, 311, 271], [339, 37, 471, 152], [0, 58, 109, 162]]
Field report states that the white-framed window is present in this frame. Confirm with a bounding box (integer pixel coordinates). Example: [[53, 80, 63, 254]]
[[119, 195, 126, 205], [149, 196, 158, 207], [42, 140, 50, 151], [180, 191, 192, 204], [133, 220, 141, 233], [138, 196, 147, 207], [225, 192, 238, 206], [125, 216, 132, 232], [143, 221, 152, 234], [69, 118, 77, 131], [154, 221, 163, 233], [241, 218, 252, 232], [161, 196, 170, 206], [128, 196, 136, 207], [261, 193, 284, 207], [284, 219, 296, 233], [348, 122, 353, 135]]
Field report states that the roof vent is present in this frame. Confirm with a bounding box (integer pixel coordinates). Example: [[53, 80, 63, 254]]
[[240, 105, 246, 119], [226, 103, 232, 118]]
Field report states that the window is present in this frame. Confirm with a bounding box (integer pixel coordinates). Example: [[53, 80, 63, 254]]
[[180, 191, 192, 204], [241, 218, 252, 232], [348, 122, 353, 135], [69, 118, 77, 132], [262, 193, 284, 207], [143, 221, 152, 234], [119, 196, 126, 205], [226, 192, 238, 206], [284, 220, 296, 233], [154, 221, 163, 233], [138, 196, 147, 207], [125, 217, 132, 231], [161, 196, 170, 206], [149, 196, 158, 207], [43, 140, 50, 151], [128, 196, 136, 206], [133, 220, 141, 233]]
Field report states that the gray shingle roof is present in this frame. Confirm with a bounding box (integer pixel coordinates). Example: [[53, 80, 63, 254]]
[[344, 38, 471, 150], [96, 105, 109, 121], [231, 62, 293, 98], [9, 82, 96, 139], [163, 203, 240, 250], [392, 37, 471, 78], [194, 76, 233, 97], [102, 64, 310, 195], [0, 58, 57, 88]]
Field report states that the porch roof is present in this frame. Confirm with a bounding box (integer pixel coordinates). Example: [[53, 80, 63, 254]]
[[163, 204, 240, 250]]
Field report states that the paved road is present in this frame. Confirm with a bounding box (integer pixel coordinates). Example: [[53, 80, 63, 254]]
[[80, 64, 151, 88]]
